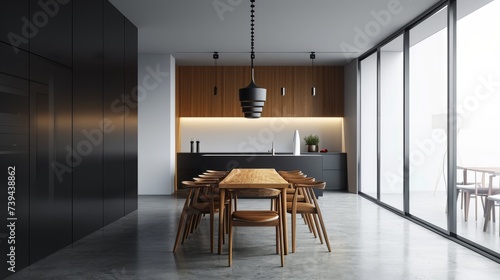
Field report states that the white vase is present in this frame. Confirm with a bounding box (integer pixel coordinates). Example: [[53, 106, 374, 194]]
[[293, 130, 300, 156]]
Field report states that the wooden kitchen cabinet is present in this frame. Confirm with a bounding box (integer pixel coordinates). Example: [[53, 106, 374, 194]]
[[176, 66, 343, 117]]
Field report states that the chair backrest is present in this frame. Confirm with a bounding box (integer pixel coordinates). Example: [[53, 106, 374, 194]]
[[234, 188, 281, 199], [295, 181, 326, 190], [181, 181, 213, 205], [278, 170, 303, 175], [293, 181, 326, 205]]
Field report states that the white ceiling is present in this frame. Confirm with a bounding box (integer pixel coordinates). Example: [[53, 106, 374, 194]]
[[109, 0, 441, 66]]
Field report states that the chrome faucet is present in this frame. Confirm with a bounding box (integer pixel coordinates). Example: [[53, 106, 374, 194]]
[[270, 142, 275, 156]]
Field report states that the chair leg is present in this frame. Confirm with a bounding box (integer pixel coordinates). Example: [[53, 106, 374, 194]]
[[475, 194, 478, 221], [228, 196, 233, 267], [279, 217, 284, 267], [312, 214, 324, 244], [182, 213, 194, 244], [301, 214, 308, 225], [228, 222, 233, 267], [275, 226, 279, 254], [210, 211, 214, 253], [307, 214, 318, 238], [316, 209, 332, 252], [464, 192, 470, 222], [173, 210, 187, 252], [483, 200, 493, 232], [460, 190, 463, 209], [292, 210, 297, 253]]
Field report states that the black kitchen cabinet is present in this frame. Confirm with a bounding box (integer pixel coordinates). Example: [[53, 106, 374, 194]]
[[29, 55, 72, 264], [177, 153, 348, 195], [0, 43, 29, 79], [29, 0, 72, 67], [103, 0, 125, 225], [124, 18, 138, 215], [0, 47, 30, 278], [1, 0, 137, 276], [322, 153, 347, 191], [0, 0, 29, 52], [177, 153, 204, 190], [72, 0, 104, 241]]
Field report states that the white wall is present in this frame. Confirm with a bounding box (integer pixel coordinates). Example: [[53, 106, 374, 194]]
[[138, 54, 175, 195], [179, 118, 343, 154]]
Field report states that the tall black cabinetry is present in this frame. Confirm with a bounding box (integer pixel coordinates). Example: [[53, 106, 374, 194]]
[[0, 0, 138, 277], [103, 1, 125, 226], [29, 56, 72, 264], [0, 44, 30, 275], [72, 0, 104, 242], [29, 0, 72, 67], [0, 0, 30, 52], [124, 18, 138, 214]]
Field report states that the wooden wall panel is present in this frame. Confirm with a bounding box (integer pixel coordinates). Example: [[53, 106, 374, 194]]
[[254, 66, 276, 117], [293, 66, 312, 117], [221, 67, 250, 117], [280, 67, 295, 117], [312, 66, 323, 117], [177, 65, 343, 117]]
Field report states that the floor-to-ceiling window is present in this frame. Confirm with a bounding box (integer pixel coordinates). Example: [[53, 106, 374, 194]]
[[359, 0, 500, 262], [457, 0, 500, 254], [379, 35, 404, 211], [360, 54, 378, 198], [408, 7, 448, 229]]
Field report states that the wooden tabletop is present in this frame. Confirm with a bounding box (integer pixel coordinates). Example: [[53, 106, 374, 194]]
[[219, 168, 289, 189]]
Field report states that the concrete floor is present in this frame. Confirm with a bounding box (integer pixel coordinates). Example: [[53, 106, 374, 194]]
[[7, 192, 500, 280]]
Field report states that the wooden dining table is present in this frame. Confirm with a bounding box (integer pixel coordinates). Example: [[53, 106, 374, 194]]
[[217, 168, 290, 255]]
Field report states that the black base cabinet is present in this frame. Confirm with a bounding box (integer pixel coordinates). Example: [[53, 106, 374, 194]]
[[322, 153, 348, 191], [177, 153, 349, 195]]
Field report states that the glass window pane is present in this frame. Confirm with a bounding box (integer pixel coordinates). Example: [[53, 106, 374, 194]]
[[457, 0, 500, 254], [360, 53, 378, 198], [380, 35, 404, 210], [409, 7, 448, 230]]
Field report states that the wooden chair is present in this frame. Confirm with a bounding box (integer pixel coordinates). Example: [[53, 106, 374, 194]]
[[173, 181, 219, 253], [205, 170, 229, 176], [287, 181, 331, 253], [278, 170, 303, 176], [285, 177, 316, 236], [483, 194, 500, 234], [457, 170, 500, 221], [227, 188, 284, 267]]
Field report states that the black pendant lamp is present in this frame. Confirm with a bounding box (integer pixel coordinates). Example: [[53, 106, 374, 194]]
[[239, 0, 266, 119]]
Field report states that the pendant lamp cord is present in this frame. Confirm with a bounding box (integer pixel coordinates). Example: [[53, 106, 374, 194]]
[[213, 52, 218, 95], [250, 0, 255, 81]]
